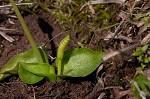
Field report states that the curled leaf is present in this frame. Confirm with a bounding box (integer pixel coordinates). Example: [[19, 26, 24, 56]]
[[0, 47, 50, 81], [18, 63, 56, 84], [19, 64, 43, 84]]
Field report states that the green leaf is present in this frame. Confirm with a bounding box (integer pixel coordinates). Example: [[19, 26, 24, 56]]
[[18, 63, 56, 84], [138, 55, 143, 62], [62, 48, 105, 77], [143, 57, 149, 63], [131, 82, 141, 99], [141, 44, 149, 53], [141, 63, 147, 69], [0, 47, 49, 81], [37, 3, 51, 12], [132, 51, 140, 56], [132, 73, 150, 99], [19, 65, 43, 84], [148, 57, 150, 61], [132, 47, 141, 56]]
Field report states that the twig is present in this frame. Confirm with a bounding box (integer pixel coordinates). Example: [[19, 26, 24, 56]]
[[89, 0, 126, 4], [80, 0, 125, 11], [0, 31, 14, 42], [102, 43, 141, 61], [107, 21, 125, 44], [0, 27, 16, 31], [0, 3, 34, 8], [141, 32, 150, 45]]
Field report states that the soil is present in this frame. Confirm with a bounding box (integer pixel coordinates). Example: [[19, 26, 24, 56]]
[[0, 1, 149, 99]]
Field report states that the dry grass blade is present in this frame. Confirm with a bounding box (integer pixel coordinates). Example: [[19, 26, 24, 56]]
[[0, 31, 14, 42], [0, 3, 34, 8], [96, 64, 104, 87], [0, 27, 16, 31], [138, 23, 150, 35], [141, 32, 150, 45], [102, 44, 141, 61], [80, 0, 125, 11], [89, 0, 126, 4]]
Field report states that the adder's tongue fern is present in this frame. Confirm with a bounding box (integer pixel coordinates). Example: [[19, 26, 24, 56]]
[[10, 0, 44, 63], [56, 34, 70, 76]]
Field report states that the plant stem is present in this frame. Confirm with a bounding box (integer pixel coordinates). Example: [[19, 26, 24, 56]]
[[10, 0, 43, 63]]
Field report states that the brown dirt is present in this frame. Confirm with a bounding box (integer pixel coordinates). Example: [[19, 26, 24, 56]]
[[0, 1, 149, 98]]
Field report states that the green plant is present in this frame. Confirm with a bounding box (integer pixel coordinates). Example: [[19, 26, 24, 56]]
[[0, 0, 105, 84], [131, 45, 150, 98], [132, 44, 150, 69], [131, 69, 150, 99]]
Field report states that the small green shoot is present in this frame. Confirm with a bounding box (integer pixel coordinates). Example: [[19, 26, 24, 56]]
[[132, 44, 150, 69], [132, 12, 150, 21], [131, 70, 150, 99], [132, 45, 150, 98]]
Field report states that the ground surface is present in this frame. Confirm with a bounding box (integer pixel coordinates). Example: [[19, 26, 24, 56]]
[[0, 0, 149, 99]]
